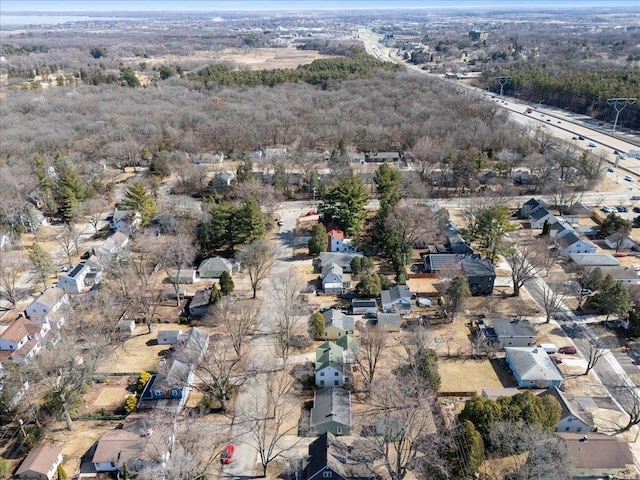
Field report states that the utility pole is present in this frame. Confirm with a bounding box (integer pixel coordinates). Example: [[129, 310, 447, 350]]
[[607, 98, 637, 132], [494, 75, 512, 96]]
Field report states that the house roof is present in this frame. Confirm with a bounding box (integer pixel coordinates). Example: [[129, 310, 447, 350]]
[[327, 228, 344, 240], [461, 257, 496, 277], [322, 263, 343, 280], [492, 318, 536, 338], [380, 285, 411, 306], [93, 429, 144, 464], [556, 432, 634, 471], [322, 309, 355, 332], [336, 335, 358, 353], [351, 299, 376, 308], [16, 444, 61, 476], [506, 347, 563, 382], [606, 232, 635, 246], [317, 252, 363, 270], [523, 197, 545, 209], [376, 313, 401, 328], [555, 232, 583, 249], [316, 342, 344, 371], [446, 232, 474, 255], [174, 327, 209, 363], [190, 288, 211, 310], [112, 209, 135, 223], [549, 221, 570, 235], [33, 287, 66, 308], [423, 254, 465, 273], [0, 316, 36, 344], [540, 387, 593, 427], [198, 256, 234, 273], [66, 262, 89, 279], [110, 231, 129, 248], [598, 266, 640, 281], [529, 207, 553, 221], [569, 253, 620, 267], [310, 388, 351, 429], [305, 432, 374, 480]]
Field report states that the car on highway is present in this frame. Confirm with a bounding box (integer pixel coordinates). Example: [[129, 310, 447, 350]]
[[625, 175, 635, 182], [558, 346, 577, 354], [607, 168, 615, 173], [588, 142, 597, 147], [601, 206, 616, 213], [578, 135, 585, 140], [572, 136, 578, 140], [557, 121, 562, 124]]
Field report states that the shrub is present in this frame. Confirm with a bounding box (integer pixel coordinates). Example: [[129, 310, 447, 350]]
[[137, 371, 151, 392], [124, 395, 138, 414]]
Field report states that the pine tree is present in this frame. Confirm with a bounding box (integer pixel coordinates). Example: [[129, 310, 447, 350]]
[[219, 271, 235, 295], [310, 312, 326, 339], [27, 243, 56, 289], [238, 195, 266, 245], [209, 283, 222, 305], [122, 182, 156, 226], [308, 223, 327, 255]]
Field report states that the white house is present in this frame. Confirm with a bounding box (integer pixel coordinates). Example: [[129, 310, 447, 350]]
[[0, 316, 48, 363], [197, 256, 240, 279], [541, 387, 593, 433], [326, 228, 358, 253], [555, 232, 597, 255], [321, 263, 345, 294], [57, 259, 103, 294], [25, 287, 70, 329], [168, 269, 198, 284], [381, 285, 412, 313], [505, 347, 563, 388], [529, 207, 555, 229], [605, 232, 637, 251], [315, 342, 349, 387], [16, 444, 63, 480], [597, 266, 640, 286], [109, 210, 141, 236]]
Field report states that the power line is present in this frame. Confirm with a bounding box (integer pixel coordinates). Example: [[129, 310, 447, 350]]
[[607, 97, 637, 132]]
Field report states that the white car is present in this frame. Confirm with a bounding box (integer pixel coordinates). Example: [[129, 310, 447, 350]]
[[625, 176, 635, 182], [588, 142, 597, 147], [602, 206, 616, 213]]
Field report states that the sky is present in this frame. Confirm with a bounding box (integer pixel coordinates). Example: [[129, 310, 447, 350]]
[[1, 0, 638, 12]]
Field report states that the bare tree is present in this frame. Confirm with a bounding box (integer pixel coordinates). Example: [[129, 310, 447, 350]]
[[83, 197, 109, 235], [584, 338, 607, 375], [55, 225, 82, 268], [238, 239, 276, 299], [612, 383, 640, 432], [504, 240, 545, 297], [244, 372, 301, 477], [0, 250, 29, 308], [216, 297, 258, 357], [353, 324, 387, 390], [156, 233, 198, 306], [269, 271, 306, 370], [194, 337, 250, 413], [541, 283, 566, 323]]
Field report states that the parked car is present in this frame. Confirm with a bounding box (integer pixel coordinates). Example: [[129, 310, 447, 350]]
[[625, 175, 635, 182], [588, 142, 597, 147], [607, 168, 615, 173], [363, 312, 378, 319], [572, 136, 578, 140], [221, 444, 235, 464], [558, 346, 577, 354], [633, 206, 640, 213], [580, 288, 593, 296], [578, 135, 585, 140], [550, 356, 563, 365], [601, 206, 616, 213], [616, 206, 628, 212]]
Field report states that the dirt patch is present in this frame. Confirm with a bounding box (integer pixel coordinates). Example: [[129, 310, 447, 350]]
[[92, 386, 129, 408]]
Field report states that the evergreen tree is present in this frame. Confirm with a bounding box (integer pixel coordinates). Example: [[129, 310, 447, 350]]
[[236, 155, 254, 183], [33, 154, 52, 192], [321, 176, 368, 237], [219, 271, 235, 295], [27, 243, 56, 289], [588, 274, 630, 320], [448, 420, 485, 478], [238, 195, 266, 245], [464, 205, 517, 260], [444, 275, 471, 321], [122, 182, 156, 226], [374, 163, 402, 212], [209, 283, 222, 305], [356, 273, 383, 298], [310, 311, 326, 339], [541, 219, 551, 236], [308, 223, 327, 255], [415, 347, 441, 390]]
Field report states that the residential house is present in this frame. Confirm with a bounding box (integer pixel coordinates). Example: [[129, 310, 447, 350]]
[[168, 269, 198, 284], [15, 444, 63, 480], [157, 330, 182, 345], [528, 207, 555, 229], [313, 252, 363, 274], [605, 232, 637, 251], [25, 287, 70, 329], [491, 318, 536, 349], [116, 319, 136, 335], [446, 232, 473, 255], [315, 342, 349, 387], [375, 313, 401, 332], [569, 253, 620, 268], [193, 151, 224, 164], [109, 209, 141, 235], [555, 232, 597, 255], [460, 257, 495, 295], [197, 256, 239, 279], [336, 335, 358, 364], [351, 299, 377, 315], [93, 233, 128, 264], [92, 414, 173, 473], [548, 220, 573, 238], [303, 432, 374, 480], [265, 148, 287, 161], [505, 347, 563, 388], [57, 258, 103, 294], [556, 432, 637, 479], [327, 229, 358, 253], [188, 288, 211, 318], [321, 310, 355, 340], [540, 387, 593, 433], [520, 198, 548, 218], [209, 171, 235, 189], [597, 266, 640, 286], [140, 327, 208, 412], [322, 263, 346, 294], [310, 388, 352, 436], [423, 253, 465, 274], [380, 285, 412, 313]]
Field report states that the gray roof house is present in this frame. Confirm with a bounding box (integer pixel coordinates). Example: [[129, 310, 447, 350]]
[[520, 198, 548, 218], [351, 299, 377, 315], [321, 309, 355, 340], [540, 387, 593, 433], [491, 318, 536, 349], [314, 252, 363, 273], [197, 256, 239, 279], [310, 388, 352, 436], [157, 329, 182, 345], [605, 232, 637, 251], [529, 207, 555, 229], [209, 171, 235, 188], [597, 266, 640, 285], [375, 313, 401, 332], [555, 232, 597, 255], [188, 288, 211, 318], [461, 256, 495, 295], [380, 285, 412, 313], [304, 433, 374, 480], [168, 269, 198, 284], [322, 263, 345, 294], [569, 253, 620, 268], [505, 347, 563, 388], [57, 259, 103, 294]]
